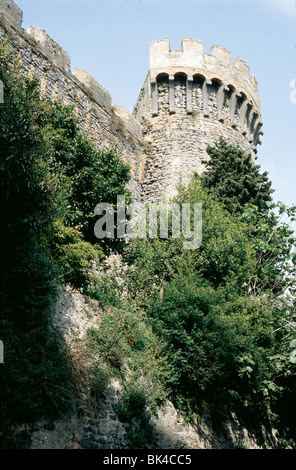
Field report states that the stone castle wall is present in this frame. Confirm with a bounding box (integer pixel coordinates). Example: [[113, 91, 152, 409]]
[[0, 0, 263, 206], [0, 0, 271, 451]]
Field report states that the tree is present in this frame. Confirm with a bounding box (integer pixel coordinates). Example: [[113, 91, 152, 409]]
[[121, 177, 296, 443], [40, 101, 131, 246], [200, 137, 274, 215], [242, 202, 296, 297]]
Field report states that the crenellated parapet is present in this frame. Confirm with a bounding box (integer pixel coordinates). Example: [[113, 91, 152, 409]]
[[134, 38, 263, 156], [149, 38, 260, 109], [27, 26, 71, 73], [133, 38, 264, 202]]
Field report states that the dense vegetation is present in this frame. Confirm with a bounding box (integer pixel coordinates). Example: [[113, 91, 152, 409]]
[[120, 176, 296, 441], [0, 40, 130, 428], [1, 39, 296, 448]]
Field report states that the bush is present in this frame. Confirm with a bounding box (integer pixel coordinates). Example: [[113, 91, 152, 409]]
[[116, 383, 157, 448], [121, 177, 296, 442]]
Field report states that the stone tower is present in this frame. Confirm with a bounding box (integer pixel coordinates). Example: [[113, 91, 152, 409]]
[[134, 38, 263, 203], [0, 0, 264, 206]]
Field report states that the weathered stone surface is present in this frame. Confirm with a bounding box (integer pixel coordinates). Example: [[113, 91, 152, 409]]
[[73, 68, 111, 111], [134, 38, 262, 202], [112, 104, 142, 141], [27, 26, 71, 72], [0, 8, 145, 204], [148, 37, 260, 108], [0, 0, 22, 26]]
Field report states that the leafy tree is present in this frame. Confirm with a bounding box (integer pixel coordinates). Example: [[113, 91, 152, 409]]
[[122, 177, 296, 443], [242, 202, 296, 297], [40, 101, 131, 246], [0, 39, 131, 425], [0, 43, 72, 423], [200, 137, 274, 215], [199, 137, 296, 298], [123, 178, 256, 302]]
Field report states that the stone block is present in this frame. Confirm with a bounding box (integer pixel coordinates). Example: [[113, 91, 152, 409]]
[[150, 38, 170, 68], [80, 438, 98, 449], [0, 0, 22, 27], [233, 57, 250, 76], [27, 26, 70, 72], [210, 44, 231, 65], [112, 105, 142, 140], [182, 38, 203, 56]]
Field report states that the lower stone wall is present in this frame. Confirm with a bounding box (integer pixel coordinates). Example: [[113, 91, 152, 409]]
[[5, 286, 278, 451]]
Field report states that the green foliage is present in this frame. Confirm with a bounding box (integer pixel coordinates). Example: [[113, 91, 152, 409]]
[[201, 137, 274, 215], [0, 42, 73, 422], [122, 177, 296, 442], [84, 273, 123, 308], [0, 39, 131, 425], [40, 100, 131, 246], [88, 365, 111, 402], [50, 222, 104, 288], [145, 273, 284, 426], [86, 306, 171, 401], [116, 383, 157, 448], [0, 323, 73, 422], [123, 179, 256, 299], [87, 315, 129, 371], [86, 304, 171, 446]]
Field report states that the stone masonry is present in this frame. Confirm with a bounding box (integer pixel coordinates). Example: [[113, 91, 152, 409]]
[[0, 0, 263, 205], [133, 38, 263, 202], [0, 0, 146, 203]]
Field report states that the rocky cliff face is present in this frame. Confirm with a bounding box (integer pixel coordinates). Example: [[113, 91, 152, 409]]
[[5, 286, 276, 450]]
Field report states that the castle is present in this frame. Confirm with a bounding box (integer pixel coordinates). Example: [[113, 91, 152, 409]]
[[0, 0, 263, 204]]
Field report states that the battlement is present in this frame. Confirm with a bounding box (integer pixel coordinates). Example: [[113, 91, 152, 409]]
[[0, 1, 111, 112], [0, 0, 22, 26], [27, 26, 71, 72], [134, 37, 263, 160], [73, 68, 112, 111], [0, 0, 145, 202], [149, 38, 260, 109]]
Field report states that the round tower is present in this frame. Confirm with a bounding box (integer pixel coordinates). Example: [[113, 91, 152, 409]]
[[134, 38, 263, 203]]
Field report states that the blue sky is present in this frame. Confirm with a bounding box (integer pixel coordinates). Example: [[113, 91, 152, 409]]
[[16, 0, 296, 208]]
